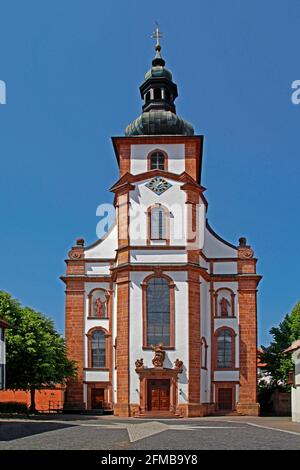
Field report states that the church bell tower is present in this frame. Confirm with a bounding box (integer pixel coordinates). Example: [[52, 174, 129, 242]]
[[63, 28, 261, 417]]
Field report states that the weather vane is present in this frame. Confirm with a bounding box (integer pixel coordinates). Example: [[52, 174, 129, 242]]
[[151, 22, 163, 49]]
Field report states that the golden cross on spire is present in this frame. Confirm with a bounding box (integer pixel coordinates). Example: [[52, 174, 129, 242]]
[[151, 22, 163, 49]]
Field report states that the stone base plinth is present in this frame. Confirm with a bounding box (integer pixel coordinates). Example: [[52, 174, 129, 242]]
[[236, 402, 260, 416], [113, 403, 131, 417], [178, 403, 214, 417], [63, 401, 86, 412]]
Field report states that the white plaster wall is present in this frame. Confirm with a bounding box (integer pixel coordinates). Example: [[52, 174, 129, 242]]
[[213, 262, 237, 275], [214, 370, 239, 382], [199, 256, 209, 271], [129, 271, 189, 404], [129, 179, 187, 246], [130, 250, 187, 264], [84, 370, 109, 382], [85, 262, 111, 276], [200, 278, 211, 403], [83, 383, 88, 405], [0, 329, 5, 364], [200, 369, 210, 404], [130, 144, 185, 175], [214, 318, 239, 334], [84, 224, 117, 259], [292, 350, 300, 422], [203, 226, 237, 258]]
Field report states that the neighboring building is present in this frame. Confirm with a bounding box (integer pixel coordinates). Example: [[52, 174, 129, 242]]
[[62, 37, 262, 417], [0, 318, 10, 390], [284, 340, 300, 422]]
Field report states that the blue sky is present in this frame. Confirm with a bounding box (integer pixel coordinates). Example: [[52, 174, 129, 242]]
[[0, 0, 299, 345]]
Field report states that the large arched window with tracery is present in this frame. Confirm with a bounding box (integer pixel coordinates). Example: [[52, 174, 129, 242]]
[[91, 330, 106, 368], [142, 275, 175, 348]]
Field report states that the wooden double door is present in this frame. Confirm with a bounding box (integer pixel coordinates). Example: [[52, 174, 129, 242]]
[[91, 388, 104, 409], [218, 388, 233, 411], [147, 379, 170, 411]]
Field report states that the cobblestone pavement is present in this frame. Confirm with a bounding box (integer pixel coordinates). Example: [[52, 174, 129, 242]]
[[0, 416, 299, 450]]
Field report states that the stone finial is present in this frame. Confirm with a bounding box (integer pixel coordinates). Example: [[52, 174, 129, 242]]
[[239, 237, 247, 247], [238, 236, 254, 259], [68, 238, 85, 259]]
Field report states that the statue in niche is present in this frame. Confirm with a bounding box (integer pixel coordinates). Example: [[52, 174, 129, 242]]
[[151, 343, 165, 368], [220, 297, 230, 317], [95, 297, 106, 318]]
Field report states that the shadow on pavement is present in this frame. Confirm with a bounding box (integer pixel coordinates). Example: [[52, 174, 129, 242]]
[[0, 422, 76, 441]]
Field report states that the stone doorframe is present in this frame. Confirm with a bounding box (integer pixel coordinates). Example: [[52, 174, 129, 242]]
[[135, 367, 181, 414]]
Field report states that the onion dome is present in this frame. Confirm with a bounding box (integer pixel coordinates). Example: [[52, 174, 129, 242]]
[[125, 42, 194, 136]]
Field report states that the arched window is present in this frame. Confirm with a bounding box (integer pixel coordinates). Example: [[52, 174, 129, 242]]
[[154, 88, 161, 100], [165, 90, 171, 102], [142, 275, 175, 348], [216, 329, 234, 369], [149, 151, 166, 170], [149, 205, 167, 241], [145, 91, 151, 103], [91, 330, 106, 368]]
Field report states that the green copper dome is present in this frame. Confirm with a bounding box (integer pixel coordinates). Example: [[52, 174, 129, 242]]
[[125, 44, 194, 136], [125, 110, 194, 136], [144, 65, 173, 82]]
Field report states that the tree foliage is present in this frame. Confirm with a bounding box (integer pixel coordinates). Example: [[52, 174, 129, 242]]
[[0, 291, 77, 411], [261, 300, 300, 389]]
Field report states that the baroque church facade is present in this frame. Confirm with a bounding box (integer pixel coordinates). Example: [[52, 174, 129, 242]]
[[62, 39, 261, 417]]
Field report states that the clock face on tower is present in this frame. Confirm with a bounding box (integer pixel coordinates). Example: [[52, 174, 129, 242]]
[[145, 177, 172, 195]]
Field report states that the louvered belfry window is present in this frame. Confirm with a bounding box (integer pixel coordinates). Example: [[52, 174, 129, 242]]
[[146, 277, 170, 347], [150, 206, 166, 240]]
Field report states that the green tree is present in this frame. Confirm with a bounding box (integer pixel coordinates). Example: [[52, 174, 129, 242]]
[[0, 291, 77, 412], [261, 300, 300, 388]]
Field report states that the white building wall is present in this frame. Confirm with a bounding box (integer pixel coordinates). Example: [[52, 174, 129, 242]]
[[130, 250, 187, 264], [84, 224, 117, 259], [292, 350, 300, 422], [84, 370, 109, 382], [0, 328, 5, 365], [129, 179, 187, 246], [130, 143, 185, 175], [213, 262, 237, 275], [85, 262, 111, 276], [200, 278, 211, 403], [203, 226, 237, 258], [214, 370, 239, 382], [0, 327, 6, 389]]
